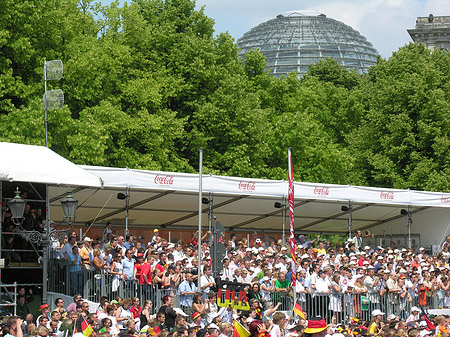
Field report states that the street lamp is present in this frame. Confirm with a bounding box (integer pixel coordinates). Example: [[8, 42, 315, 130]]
[[61, 187, 78, 221], [7, 188, 27, 224]]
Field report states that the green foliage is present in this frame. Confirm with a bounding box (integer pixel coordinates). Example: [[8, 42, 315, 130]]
[[0, 1, 449, 194]]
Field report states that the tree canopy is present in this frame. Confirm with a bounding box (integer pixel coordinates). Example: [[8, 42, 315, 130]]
[[0, 0, 449, 192]]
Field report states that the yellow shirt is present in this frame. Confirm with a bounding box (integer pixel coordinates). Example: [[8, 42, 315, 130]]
[[368, 322, 378, 335]]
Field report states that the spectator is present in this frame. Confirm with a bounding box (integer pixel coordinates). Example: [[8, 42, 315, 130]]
[[68, 245, 82, 295], [80, 237, 93, 270], [139, 300, 152, 328], [110, 251, 125, 295], [179, 273, 197, 321], [200, 267, 216, 300], [16, 297, 29, 320], [269, 312, 286, 337], [116, 298, 133, 332], [158, 295, 177, 331]]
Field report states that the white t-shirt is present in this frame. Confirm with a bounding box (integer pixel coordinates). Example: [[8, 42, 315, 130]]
[[270, 324, 282, 337], [200, 274, 215, 293]]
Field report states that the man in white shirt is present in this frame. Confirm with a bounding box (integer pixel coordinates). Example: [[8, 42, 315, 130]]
[[200, 267, 216, 298], [173, 243, 185, 262]]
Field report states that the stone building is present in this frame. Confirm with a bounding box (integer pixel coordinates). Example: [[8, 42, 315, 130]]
[[408, 14, 450, 51]]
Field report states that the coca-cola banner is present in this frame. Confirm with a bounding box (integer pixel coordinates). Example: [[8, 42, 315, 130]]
[[211, 176, 285, 197], [295, 182, 350, 201], [349, 186, 410, 205], [81, 166, 450, 208]]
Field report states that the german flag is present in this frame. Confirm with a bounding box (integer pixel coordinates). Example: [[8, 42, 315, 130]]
[[293, 302, 305, 320], [148, 325, 162, 336], [233, 320, 250, 337], [81, 316, 94, 337]]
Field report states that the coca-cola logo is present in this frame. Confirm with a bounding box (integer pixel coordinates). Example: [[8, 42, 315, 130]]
[[314, 187, 329, 196], [154, 175, 174, 185], [238, 181, 255, 191], [442, 196, 450, 204], [380, 192, 394, 200]]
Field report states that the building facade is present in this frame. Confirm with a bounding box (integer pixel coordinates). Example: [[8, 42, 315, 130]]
[[408, 14, 450, 51]]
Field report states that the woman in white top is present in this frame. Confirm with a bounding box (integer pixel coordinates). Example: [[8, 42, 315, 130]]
[[261, 276, 275, 309], [295, 270, 307, 302], [110, 253, 124, 294], [106, 304, 120, 335], [116, 298, 132, 332], [269, 312, 286, 337]]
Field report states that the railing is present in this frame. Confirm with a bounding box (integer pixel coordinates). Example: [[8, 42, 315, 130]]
[[47, 263, 446, 324], [48, 259, 178, 314]]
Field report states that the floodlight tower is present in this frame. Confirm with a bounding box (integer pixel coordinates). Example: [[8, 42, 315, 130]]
[[42, 60, 64, 304], [43, 60, 64, 147]]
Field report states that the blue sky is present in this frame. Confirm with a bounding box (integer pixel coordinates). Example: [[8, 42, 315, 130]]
[[101, 0, 449, 58]]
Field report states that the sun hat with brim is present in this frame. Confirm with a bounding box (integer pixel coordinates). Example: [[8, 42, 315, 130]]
[[304, 317, 328, 334], [39, 304, 49, 311], [411, 306, 421, 313], [371, 309, 385, 316]]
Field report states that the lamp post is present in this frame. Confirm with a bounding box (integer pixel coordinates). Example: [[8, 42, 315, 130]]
[[7, 187, 77, 303]]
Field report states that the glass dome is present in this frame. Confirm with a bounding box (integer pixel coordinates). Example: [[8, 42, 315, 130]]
[[237, 11, 379, 77]]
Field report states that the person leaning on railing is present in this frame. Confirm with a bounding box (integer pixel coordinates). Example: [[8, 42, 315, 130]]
[[92, 248, 108, 272]]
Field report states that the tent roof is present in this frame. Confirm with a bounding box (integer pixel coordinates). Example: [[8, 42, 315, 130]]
[[0, 142, 102, 188], [48, 166, 450, 234]]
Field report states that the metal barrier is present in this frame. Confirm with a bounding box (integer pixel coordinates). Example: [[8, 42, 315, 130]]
[[292, 291, 420, 323], [47, 263, 449, 323]]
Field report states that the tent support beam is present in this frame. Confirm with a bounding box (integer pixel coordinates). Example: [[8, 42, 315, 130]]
[[357, 206, 429, 231], [295, 203, 372, 231], [229, 200, 312, 230], [85, 190, 175, 225], [160, 195, 248, 228], [50, 187, 85, 203]]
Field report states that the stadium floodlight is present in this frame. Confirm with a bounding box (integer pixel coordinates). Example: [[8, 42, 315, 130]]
[[43, 89, 64, 110], [44, 60, 63, 81]]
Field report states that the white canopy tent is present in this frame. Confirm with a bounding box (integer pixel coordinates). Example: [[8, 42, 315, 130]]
[[0, 142, 103, 188], [1, 142, 449, 247], [45, 166, 450, 246]]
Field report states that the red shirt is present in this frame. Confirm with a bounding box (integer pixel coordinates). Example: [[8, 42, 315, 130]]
[[130, 306, 142, 319], [140, 263, 152, 285]]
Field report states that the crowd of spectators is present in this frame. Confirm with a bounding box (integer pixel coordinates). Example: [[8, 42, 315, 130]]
[[7, 223, 450, 337]]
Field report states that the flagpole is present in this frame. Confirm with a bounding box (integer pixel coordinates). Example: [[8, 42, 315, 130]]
[[288, 148, 297, 316], [198, 148, 203, 287]]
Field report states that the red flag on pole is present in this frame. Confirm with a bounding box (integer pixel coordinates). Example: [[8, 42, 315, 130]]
[[288, 148, 296, 286]]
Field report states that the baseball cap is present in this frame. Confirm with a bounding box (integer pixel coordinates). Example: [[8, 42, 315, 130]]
[[371, 309, 384, 316]]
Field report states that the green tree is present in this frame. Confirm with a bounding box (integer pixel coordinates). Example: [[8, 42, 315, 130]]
[[349, 43, 450, 191]]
